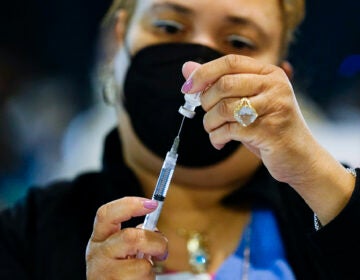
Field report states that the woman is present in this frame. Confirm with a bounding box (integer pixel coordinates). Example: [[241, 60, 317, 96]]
[[0, 0, 358, 279]]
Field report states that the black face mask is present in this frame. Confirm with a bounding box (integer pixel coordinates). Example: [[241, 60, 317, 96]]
[[123, 43, 241, 167]]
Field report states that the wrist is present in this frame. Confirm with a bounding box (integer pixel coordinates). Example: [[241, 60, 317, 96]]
[[291, 151, 356, 225], [314, 167, 357, 230]]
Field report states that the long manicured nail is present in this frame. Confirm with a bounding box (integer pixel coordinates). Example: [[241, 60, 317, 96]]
[[181, 78, 193, 93], [143, 200, 158, 210]]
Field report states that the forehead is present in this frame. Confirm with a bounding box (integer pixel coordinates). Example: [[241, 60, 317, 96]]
[[134, 0, 282, 32]]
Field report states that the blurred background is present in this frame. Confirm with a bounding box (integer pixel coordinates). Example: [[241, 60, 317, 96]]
[[0, 0, 359, 210]]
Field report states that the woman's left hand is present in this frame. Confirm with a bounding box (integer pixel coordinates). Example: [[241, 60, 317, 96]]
[[181, 55, 319, 185], [181, 55, 355, 224]]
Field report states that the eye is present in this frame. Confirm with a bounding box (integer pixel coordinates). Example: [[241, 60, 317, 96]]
[[152, 19, 184, 35], [227, 35, 255, 50]]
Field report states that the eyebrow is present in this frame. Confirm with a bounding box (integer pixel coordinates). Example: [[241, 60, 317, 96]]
[[150, 3, 268, 39], [225, 15, 268, 39], [150, 2, 194, 15]]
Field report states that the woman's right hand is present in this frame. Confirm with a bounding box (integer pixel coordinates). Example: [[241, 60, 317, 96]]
[[86, 197, 168, 280]]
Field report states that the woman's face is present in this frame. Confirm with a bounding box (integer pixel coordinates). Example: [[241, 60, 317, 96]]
[[125, 0, 283, 63], [115, 0, 285, 187]]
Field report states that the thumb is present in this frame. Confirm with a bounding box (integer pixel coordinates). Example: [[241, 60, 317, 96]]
[[182, 61, 202, 80]]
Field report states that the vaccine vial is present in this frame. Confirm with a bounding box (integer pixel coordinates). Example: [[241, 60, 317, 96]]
[[178, 92, 202, 118]]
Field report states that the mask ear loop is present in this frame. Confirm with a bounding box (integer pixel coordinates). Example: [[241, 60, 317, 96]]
[[101, 43, 133, 107], [101, 9, 132, 106]]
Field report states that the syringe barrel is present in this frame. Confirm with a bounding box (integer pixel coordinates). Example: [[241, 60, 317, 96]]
[[152, 152, 177, 199], [141, 152, 177, 232], [163, 151, 178, 168], [137, 200, 164, 258]]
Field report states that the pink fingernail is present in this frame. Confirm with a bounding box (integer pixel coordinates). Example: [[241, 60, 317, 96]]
[[158, 251, 169, 261], [181, 78, 193, 93], [143, 200, 158, 210], [214, 144, 224, 150]]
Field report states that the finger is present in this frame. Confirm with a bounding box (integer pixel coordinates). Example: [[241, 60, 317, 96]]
[[91, 197, 158, 242], [208, 120, 259, 150], [181, 54, 276, 94], [182, 61, 201, 79], [100, 228, 168, 260], [87, 258, 155, 280], [136, 225, 169, 262], [113, 258, 155, 279], [200, 73, 267, 111]]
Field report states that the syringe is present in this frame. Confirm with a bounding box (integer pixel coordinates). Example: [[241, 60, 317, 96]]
[[136, 117, 185, 259], [137, 92, 201, 259]]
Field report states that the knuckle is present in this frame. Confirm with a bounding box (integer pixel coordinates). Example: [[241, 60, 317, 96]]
[[271, 69, 291, 89], [260, 62, 277, 75], [158, 234, 169, 253], [118, 196, 136, 207], [216, 75, 236, 93], [101, 239, 116, 257], [276, 67, 289, 79], [208, 131, 216, 143], [260, 64, 274, 75], [224, 54, 241, 70], [119, 259, 154, 279], [272, 95, 293, 116], [280, 80, 292, 94], [85, 240, 97, 261], [120, 228, 142, 245], [203, 114, 211, 133], [135, 260, 155, 279], [223, 123, 235, 144], [217, 100, 231, 118], [137, 258, 154, 271], [86, 250, 112, 280], [264, 103, 292, 130], [193, 65, 206, 82], [229, 122, 239, 137], [95, 204, 109, 223]]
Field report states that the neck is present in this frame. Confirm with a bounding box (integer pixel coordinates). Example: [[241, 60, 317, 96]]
[[135, 163, 240, 207], [128, 143, 259, 218], [133, 162, 251, 228]]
